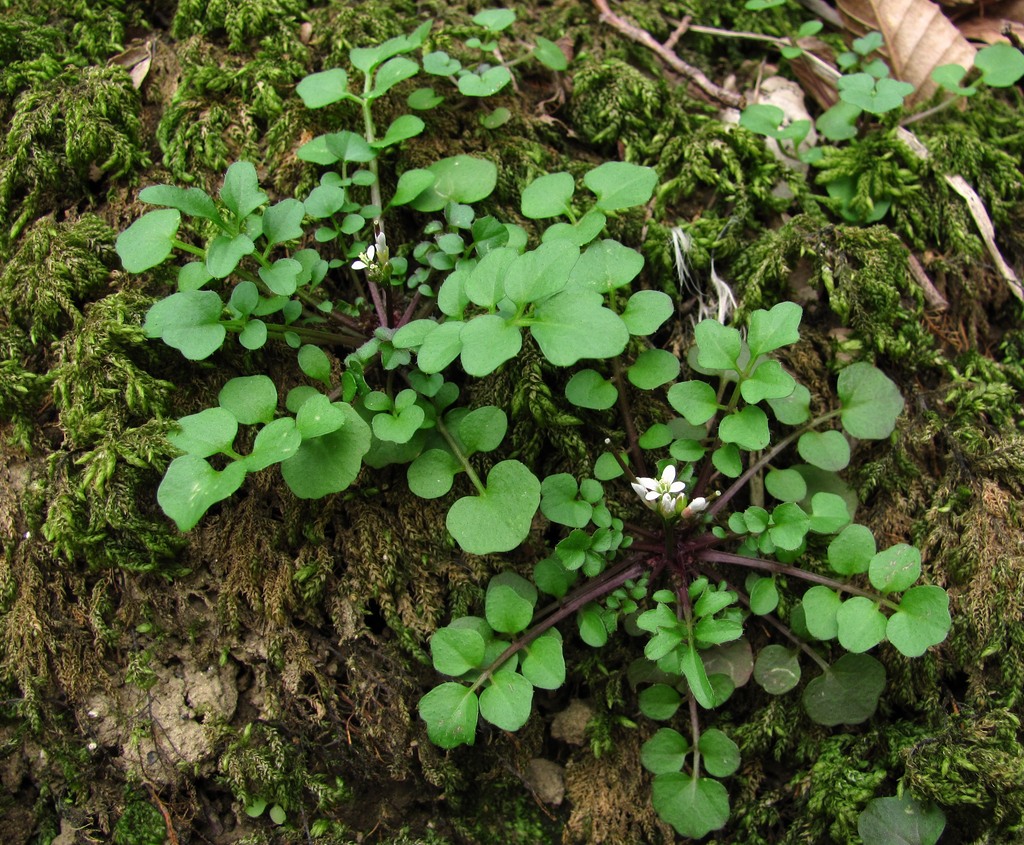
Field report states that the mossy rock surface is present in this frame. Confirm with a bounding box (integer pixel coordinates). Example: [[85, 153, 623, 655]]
[[1, 1, 1024, 843]]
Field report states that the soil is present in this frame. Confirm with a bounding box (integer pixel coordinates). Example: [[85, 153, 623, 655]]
[[2, 1, 1024, 844]]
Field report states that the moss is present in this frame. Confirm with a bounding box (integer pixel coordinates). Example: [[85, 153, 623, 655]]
[[156, 37, 308, 184], [0, 66, 148, 251], [171, 0, 308, 51], [733, 215, 936, 367]]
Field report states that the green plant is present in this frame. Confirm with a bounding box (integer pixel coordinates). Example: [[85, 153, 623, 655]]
[[419, 301, 951, 836], [116, 13, 952, 840]]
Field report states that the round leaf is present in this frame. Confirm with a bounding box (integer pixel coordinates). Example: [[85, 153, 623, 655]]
[[641, 728, 689, 774], [638, 684, 681, 721], [835, 596, 887, 653], [479, 670, 533, 731], [522, 630, 565, 689], [583, 161, 658, 211], [668, 380, 719, 425], [627, 349, 680, 389], [157, 456, 246, 531], [651, 773, 730, 840], [803, 653, 885, 726], [117, 209, 181, 272], [296, 68, 349, 108], [485, 572, 538, 634], [753, 644, 801, 694], [837, 363, 904, 439], [446, 462, 540, 554], [280, 404, 371, 498], [565, 369, 617, 410], [621, 290, 673, 336], [828, 523, 876, 575], [410, 155, 498, 212], [218, 375, 278, 424], [521, 171, 574, 219], [886, 585, 951, 658], [698, 728, 740, 777], [859, 794, 946, 845], [431, 626, 486, 676], [802, 585, 841, 640], [868, 543, 922, 594], [419, 682, 479, 748], [798, 430, 850, 471]]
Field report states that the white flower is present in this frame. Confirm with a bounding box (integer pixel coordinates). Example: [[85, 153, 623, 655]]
[[352, 230, 389, 272], [630, 464, 685, 503], [631, 464, 709, 521]]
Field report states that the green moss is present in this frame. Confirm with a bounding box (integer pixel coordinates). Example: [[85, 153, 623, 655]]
[[113, 789, 166, 845], [734, 215, 936, 367], [0, 66, 148, 250], [171, 0, 308, 51]]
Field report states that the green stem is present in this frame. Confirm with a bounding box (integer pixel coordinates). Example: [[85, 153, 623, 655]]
[[435, 415, 486, 496], [170, 239, 205, 259]]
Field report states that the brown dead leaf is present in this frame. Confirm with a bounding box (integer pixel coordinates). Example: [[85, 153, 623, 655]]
[[956, 0, 1024, 43], [108, 40, 154, 90], [837, 0, 977, 104]]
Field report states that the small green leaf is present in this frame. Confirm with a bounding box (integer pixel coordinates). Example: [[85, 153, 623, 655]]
[[269, 805, 286, 825], [869, 543, 921, 594], [798, 430, 850, 471], [838, 363, 904, 439], [479, 107, 511, 129], [374, 113, 425, 149], [641, 728, 689, 774], [457, 66, 512, 97], [459, 315, 522, 376], [419, 682, 479, 747], [261, 199, 305, 246], [886, 585, 950, 657], [739, 103, 784, 138], [281, 403, 371, 498], [836, 596, 887, 653], [802, 585, 840, 640], [680, 643, 715, 709], [531, 290, 629, 366], [695, 320, 742, 371], [698, 728, 740, 777], [407, 86, 445, 110], [454, 405, 507, 454], [766, 467, 808, 501], [567, 239, 644, 294], [583, 161, 658, 211], [651, 773, 730, 839], [859, 794, 946, 845], [325, 131, 375, 163], [117, 209, 181, 272], [207, 233, 255, 278], [639, 684, 682, 721], [746, 302, 802, 357], [767, 383, 811, 425], [628, 349, 680, 389], [258, 257, 302, 296], [565, 369, 617, 410], [423, 51, 461, 76], [622, 290, 673, 336], [143, 290, 226, 360], [540, 474, 592, 528], [748, 577, 779, 615], [168, 407, 237, 457], [719, 406, 770, 450], [838, 73, 914, 114], [431, 626, 486, 676], [390, 169, 436, 207], [753, 644, 801, 694], [140, 185, 223, 224], [408, 448, 462, 498], [816, 100, 862, 142], [243, 418, 301, 471], [522, 630, 565, 689], [740, 359, 796, 404], [668, 380, 719, 425], [370, 56, 419, 98], [158, 456, 246, 531], [298, 344, 332, 385], [219, 375, 277, 424], [295, 393, 346, 439], [534, 37, 568, 71], [296, 68, 349, 108], [409, 155, 498, 212], [220, 161, 267, 220], [712, 444, 742, 477], [802, 653, 885, 725], [975, 43, 1024, 87], [447, 461, 541, 554], [521, 171, 574, 219], [828, 523, 876, 575], [479, 670, 533, 732], [485, 572, 537, 634]]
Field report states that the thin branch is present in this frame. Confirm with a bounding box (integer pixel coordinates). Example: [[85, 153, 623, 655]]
[[592, 0, 743, 109]]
